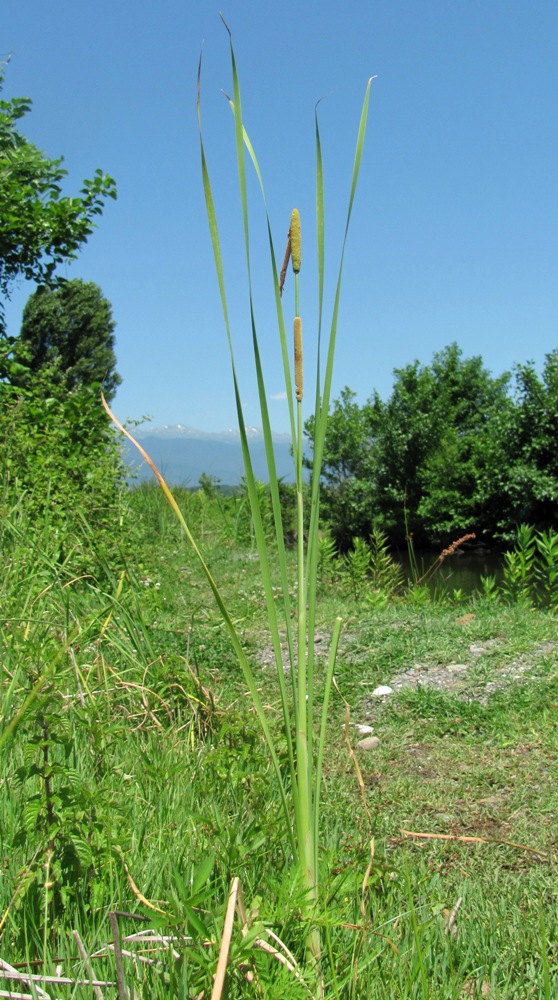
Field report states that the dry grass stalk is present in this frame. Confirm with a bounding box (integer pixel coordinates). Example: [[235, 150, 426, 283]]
[[401, 829, 548, 858], [108, 911, 128, 1000], [0, 958, 51, 998], [0, 849, 42, 939], [211, 876, 240, 1000], [72, 930, 105, 1000], [443, 897, 462, 937], [335, 681, 373, 828], [114, 849, 170, 915]]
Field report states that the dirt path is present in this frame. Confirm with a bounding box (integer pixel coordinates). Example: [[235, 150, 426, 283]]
[[385, 638, 558, 702]]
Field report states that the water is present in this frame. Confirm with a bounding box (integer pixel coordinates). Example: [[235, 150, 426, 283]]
[[395, 549, 504, 597]]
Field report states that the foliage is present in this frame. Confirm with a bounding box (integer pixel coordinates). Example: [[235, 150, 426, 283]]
[[0, 365, 127, 541], [235, 478, 274, 548], [308, 345, 558, 549], [8, 279, 121, 400], [497, 523, 558, 609], [2, 484, 558, 995], [105, 28, 373, 988], [329, 528, 404, 602], [305, 386, 380, 549], [0, 70, 116, 329], [4, 32, 558, 1000], [0, 73, 122, 556], [497, 351, 558, 537]]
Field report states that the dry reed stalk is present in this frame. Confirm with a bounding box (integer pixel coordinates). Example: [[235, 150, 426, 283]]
[[401, 829, 548, 857], [0, 959, 50, 999], [211, 876, 240, 1000], [335, 682, 373, 827], [72, 930, 105, 1000], [108, 911, 128, 1000]]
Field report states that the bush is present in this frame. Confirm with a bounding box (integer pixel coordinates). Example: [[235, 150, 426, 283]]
[[0, 370, 130, 576]]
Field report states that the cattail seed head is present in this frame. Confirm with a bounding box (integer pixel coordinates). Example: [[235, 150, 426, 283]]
[[294, 316, 303, 401], [290, 209, 301, 273]]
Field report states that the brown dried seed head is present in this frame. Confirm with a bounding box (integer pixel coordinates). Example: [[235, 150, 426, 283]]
[[290, 209, 301, 273], [294, 316, 303, 401], [279, 235, 291, 296]]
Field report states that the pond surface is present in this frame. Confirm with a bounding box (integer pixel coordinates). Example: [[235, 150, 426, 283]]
[[394, 549, 504, 596]]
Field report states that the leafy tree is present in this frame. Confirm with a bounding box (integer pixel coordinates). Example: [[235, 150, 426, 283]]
[[0, 68, 124, 558], [13, 280, 121, 400], [498, 351, 558, 535], [0, 69, 116, 329], [306, 344, 513, 548], [408, 345, 512, 542], [304, 387, 382, 548]]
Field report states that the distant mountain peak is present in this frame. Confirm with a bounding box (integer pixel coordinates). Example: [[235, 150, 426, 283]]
[[133, 423, 291, 443], [124, 424, 298, 486]]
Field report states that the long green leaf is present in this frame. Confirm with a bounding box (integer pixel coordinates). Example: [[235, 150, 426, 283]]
[[306, 76, 374, 596], [198, 48, 299, 832], [224, 36, 299, 776]]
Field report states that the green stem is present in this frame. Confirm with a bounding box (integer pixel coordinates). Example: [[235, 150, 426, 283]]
[[293, 269, 320, 974]]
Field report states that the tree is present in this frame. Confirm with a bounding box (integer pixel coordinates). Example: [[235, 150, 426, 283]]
[[497, 351, 558, 535], [0, 69, 123, 541], [0, 69, 116, 328], [404, 345, 512, 542], [14, 280, 121, 400], [306, 344, 513, 548], [304, 387, 383, 549]]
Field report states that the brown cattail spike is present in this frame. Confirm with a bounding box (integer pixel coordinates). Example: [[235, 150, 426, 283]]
[[290, 209, 301, 273], [294, 316, 303, 401], [279, 233, 291, 296]]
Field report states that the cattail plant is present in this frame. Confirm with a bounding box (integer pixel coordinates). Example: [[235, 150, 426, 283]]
[[105, 20, 373, 990]]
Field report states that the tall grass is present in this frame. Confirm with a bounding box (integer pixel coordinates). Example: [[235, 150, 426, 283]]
[[105, 20, 373, 987], [3, 482, 558, 994]]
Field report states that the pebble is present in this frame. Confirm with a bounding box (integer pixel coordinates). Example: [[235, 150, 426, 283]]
[[354, 724, 374, 735], [371, 685, 394, 697], [356, 736, 380, 751]]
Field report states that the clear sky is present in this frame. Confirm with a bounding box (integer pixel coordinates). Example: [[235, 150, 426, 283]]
[[2, 1, 557, 433]]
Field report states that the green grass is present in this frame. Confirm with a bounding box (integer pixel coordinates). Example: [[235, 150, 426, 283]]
[[1, 484, 557, 997]]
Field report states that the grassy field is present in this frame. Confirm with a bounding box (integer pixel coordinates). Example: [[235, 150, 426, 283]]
[[1, 483, 557, 998]]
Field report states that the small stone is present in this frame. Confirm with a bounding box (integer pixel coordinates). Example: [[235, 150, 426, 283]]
[[371, 685, 394, 697], [354, 724, 374, 735], [469, 644, 486, 656], [356, 736, 380, 751]]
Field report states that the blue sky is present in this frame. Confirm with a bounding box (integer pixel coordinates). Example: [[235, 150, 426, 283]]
[[2, 1, 557, 433]]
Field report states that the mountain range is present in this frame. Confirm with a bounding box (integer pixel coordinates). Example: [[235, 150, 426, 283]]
[[123, 424, 298, 487]]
